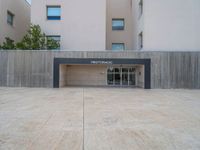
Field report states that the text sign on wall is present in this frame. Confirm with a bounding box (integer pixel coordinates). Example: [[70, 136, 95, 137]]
[[90, 61, 113, 65]]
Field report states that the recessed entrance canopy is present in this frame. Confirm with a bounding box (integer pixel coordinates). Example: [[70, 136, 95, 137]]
[[53, 58, 151, 89]]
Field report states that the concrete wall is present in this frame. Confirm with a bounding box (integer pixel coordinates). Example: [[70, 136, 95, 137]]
[[31, 0, 106, 51], [106, 0, 134, 50], [0, 0, 30, 44], [0, 50, 200, 89], [132, 0, 200, 51], [61, 65, 107, 86], [59, 64, 68, 87], [136, 65, 144, 88]]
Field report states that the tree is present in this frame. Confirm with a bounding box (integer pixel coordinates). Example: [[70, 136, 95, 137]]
[[1, 37, 16, 50], [46, 37, 60, 50], [16, 24, 59, 50]]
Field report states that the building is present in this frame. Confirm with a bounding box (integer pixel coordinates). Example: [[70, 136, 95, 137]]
[[31, 0, 106, 51], [133, 0, 200, 51], [31, 0, 200, 51], [0, 0, 30, 44], [0, 0, 199, 89]]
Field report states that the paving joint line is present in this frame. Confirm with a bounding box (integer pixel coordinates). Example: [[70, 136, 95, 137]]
[[83, 88, 85, 150]]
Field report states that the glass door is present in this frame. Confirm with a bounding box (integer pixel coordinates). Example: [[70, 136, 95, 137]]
[[114, 68, 121, 85], [107, 67, 114, 85], [107, 67, 136, 86], [129, 73, 136, 85], [129, 68, 136, 86], [122, 68, 128, 86]]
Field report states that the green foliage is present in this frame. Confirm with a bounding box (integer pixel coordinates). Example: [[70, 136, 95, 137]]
[[16, 24, 45, 50], [1, 37, 16, 50], [46, 37, 60, 50], [0, 24, 59, 50]]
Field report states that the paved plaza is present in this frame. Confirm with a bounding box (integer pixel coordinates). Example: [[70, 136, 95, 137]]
[[0, 87, 200, 150]]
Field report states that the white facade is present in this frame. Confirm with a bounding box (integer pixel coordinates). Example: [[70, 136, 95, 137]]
[[31, 0, 200, 51], [106, 0, 134, 50], [133, 0, 200, 51], [0, 0, 30, 44], [31, 0, 106, 51]]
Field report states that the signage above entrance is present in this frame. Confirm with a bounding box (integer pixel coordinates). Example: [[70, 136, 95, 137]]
[[90, 61, 113, 65]]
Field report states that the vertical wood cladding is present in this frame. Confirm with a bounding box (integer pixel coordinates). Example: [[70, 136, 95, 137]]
[[0, 51, 199, 89]]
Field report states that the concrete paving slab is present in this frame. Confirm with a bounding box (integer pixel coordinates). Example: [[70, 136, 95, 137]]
[[0, 87, 200, 150]]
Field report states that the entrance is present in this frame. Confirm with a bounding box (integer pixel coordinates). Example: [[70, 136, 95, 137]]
[[53, 58, 151, 89], [107, 67, 136, 86]]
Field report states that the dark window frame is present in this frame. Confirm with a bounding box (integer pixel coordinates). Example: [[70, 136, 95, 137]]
[[139, 32, 143, 50], [47, 6, 61, 20], [112, 19, 125, 30], [139, 0, 143, 18], [112, 43, 125, 51], [47, 35, 61, 40], [7, 11, 14, 26]]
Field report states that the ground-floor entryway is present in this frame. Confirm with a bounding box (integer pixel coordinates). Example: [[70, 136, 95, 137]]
[[59, 65, 144, 88], [54, 58, 151, 89], [0, 87, 200, 150]]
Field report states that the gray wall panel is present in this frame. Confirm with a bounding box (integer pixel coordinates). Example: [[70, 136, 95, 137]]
[[0, 50, 200, 89]]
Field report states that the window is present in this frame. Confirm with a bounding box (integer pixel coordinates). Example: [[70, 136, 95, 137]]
[[139, 0, 143, 18], [112, 19, 124, 30], [47, 35, 61, 49], [112, 43, 125, 51], [47, 6, 61, 20], [138, 32, 143, 50], [7, 11, 14, 26]]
